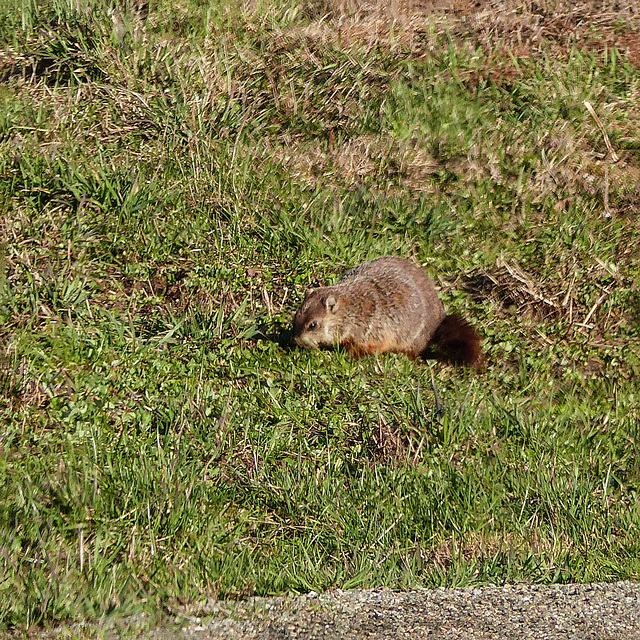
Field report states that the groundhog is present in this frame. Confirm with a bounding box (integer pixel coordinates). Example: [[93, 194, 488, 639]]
[[292, 256, 483, 368]]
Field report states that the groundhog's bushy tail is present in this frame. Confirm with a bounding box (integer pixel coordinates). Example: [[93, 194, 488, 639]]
[[428, 314, 483, 369]]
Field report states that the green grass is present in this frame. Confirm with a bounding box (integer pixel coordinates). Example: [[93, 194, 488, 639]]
[[1, 0, 640, 630]]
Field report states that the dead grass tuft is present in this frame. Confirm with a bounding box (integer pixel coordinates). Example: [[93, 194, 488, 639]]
[[369, 412, 410, 462], [258, 0, 640, 70], [275, 134, 441, 192], [460, 256, 628, 333], [443, 0, 640, 64], [424, 526, 578, 575], [462, 264, 560, 321]]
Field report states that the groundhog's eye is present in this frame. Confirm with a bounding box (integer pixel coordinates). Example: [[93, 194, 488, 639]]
[[307, 321, 317, 330]]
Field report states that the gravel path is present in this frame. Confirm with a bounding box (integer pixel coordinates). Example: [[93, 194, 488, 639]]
[[144, 582, 640, 639]]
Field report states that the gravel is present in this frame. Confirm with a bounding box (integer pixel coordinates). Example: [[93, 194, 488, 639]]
[[145, 582, 640, 640]]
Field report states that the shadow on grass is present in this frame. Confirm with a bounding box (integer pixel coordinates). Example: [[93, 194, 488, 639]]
[[248, 320, 296, 351]]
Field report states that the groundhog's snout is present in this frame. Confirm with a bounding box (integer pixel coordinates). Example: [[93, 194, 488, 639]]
[[292, 312, 311, 348], [292, 323, 317, 349], [293, 334, 315, 349], [291, 313, 303, 341]]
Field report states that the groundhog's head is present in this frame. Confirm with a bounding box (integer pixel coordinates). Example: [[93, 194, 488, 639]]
[[292, 288, 342, 349]]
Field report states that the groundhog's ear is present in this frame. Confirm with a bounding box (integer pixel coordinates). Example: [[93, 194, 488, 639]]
[[325, 295, 339, 313]]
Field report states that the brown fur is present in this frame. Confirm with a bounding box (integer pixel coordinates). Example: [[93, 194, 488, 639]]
[[427, 314, 484, 368], [292, 256, 483, 368]]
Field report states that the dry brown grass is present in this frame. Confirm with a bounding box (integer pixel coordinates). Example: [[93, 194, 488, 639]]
[[246, 0, 640, 64]]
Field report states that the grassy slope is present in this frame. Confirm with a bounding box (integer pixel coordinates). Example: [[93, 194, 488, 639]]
[[1, 0, 640, 629]]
